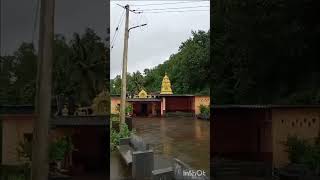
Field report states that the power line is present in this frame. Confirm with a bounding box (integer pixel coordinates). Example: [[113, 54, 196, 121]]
[[116, 3, 140, 14], [0, 0, 2, 59], [140, 9, 209, 14], [32, 0, 40, 44], [130, 1, 209, 7], [111, 9, 125, 49], [111, 9, 124, 45], [111, 11, 125, 49], [133, 5, 209, 12]]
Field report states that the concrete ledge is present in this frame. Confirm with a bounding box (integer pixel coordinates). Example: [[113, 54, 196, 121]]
[[152, 167, 174, 180]]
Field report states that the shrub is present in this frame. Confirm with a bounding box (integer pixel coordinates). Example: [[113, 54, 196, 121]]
[[17, 136, 73, 163], [199, 104, 210, 116], [282, 135, 320, 175], [126, 104, 133, 115], [49, 136, 73, 162], [110, 123, 135, 151], [283, 135, 310, 163]]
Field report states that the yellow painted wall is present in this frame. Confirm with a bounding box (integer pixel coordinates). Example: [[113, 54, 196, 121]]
[[194, 96, 210, 115], [2, 116, 33, 165], [111, 97, 121, 114], [272, 108, 320, 168]]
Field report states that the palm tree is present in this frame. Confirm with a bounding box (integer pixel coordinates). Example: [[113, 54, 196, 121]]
[[69, 28, 107, 106]]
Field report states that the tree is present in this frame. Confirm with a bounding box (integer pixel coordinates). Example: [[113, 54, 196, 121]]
[[111, 30, 210, 96], [69, 28, 107, 105], [211, 0, 320, 104], [0, 28, 109, 107]]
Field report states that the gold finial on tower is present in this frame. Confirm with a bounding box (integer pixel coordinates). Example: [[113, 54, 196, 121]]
[[160, 72, 173, 94]]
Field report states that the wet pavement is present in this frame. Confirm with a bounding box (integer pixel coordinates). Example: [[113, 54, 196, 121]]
[[110, 116, 210, 179]]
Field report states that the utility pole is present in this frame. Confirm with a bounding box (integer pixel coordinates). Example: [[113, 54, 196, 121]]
[[118, 4, 147, 124], [32, 0, 54, 180], [0, 0, 2, 72], [120, 4, 129, 124]]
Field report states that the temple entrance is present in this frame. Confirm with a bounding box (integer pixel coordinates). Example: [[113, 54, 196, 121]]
[[141, 103, 148, 116], [130, 101, 161, 117], [71, 127, 108, 175]]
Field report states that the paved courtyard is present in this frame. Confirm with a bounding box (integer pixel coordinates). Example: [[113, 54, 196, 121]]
[[110, 116, 210, 179]]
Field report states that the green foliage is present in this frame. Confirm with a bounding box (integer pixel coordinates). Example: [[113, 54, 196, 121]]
[[0, 28, 109, 106], [16, 136, 73, 163], [49, 136, 73, 161], [212, 0, 320, 104], [125, 104, 133, 114], [283, 135, 310, 163], [110, 128, 120, 151], [111, 30, 210, 95], [283, 135, 320, 174], [110, 123, 135, 151], [199, 104, 210, 116]]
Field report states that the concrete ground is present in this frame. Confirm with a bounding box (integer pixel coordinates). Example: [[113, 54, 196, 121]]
[[110, 116, 210, 179]]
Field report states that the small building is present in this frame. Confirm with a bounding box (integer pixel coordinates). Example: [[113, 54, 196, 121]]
[[0, 90, 109, 175], [111, 73, 210, 117], [211, 105, 320, 168]]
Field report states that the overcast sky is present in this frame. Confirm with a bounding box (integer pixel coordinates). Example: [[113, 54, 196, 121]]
[[110, 0, 210, 78], [0, 0, 109, 55]]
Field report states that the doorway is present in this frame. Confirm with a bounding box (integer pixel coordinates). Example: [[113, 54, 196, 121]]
[[71, 127, 108, 175], [141, 103, 148, 116]]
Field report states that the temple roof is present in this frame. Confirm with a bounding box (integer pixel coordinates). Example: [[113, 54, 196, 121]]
[[127, 98, 161, 102]]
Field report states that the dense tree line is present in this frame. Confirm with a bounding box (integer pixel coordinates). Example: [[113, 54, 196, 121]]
[[212, 0, 320, 104], [0, 28, 109, 106], [111, 30, 210, 96]]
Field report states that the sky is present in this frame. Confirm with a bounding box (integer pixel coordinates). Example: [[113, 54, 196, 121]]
[[110, 0, 210, 78], [0, 0, 109, 55]]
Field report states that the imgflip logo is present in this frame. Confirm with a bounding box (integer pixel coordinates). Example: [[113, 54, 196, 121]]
[[183, 169, 206, 177]]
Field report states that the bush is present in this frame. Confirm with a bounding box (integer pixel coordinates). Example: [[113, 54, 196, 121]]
[[49, 136, 73, 162], [16, 136, 73, 163], [283, 135, 310, 163], [110, 123, 135, 151], [199, 104, 210, 116], [282, 135, 320, 175], [126, 104, 133, 115]]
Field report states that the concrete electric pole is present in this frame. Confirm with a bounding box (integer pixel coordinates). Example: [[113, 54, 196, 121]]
[[0, 0, 2, 72], [31, 0, 55, 179], [119, 4, 147, 124], [119, 4, 129, 124]]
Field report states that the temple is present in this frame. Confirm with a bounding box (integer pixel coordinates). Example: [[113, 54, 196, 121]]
[[111, 73, 210, 117]]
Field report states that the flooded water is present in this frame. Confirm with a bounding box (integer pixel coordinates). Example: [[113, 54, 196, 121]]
[[110, 116, 210, 179]]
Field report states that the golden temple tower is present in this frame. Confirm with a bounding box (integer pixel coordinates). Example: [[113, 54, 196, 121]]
[[160, 72, 173, 94]]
